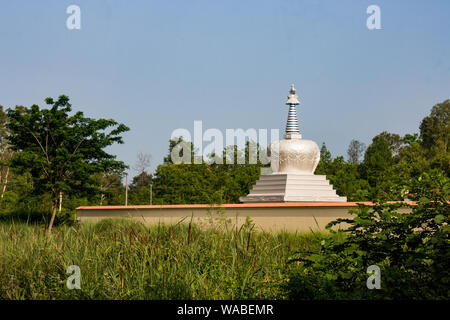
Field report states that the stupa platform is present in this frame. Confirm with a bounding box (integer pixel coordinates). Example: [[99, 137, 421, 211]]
[[239, 174, 347, 203], [76, 202, 414, 233]]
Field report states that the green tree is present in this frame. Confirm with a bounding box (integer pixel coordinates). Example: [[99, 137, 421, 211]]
[[153, 138, 264, 204], [419, 100, 450, 175], [152, 162, 217, 204], [163, 137, 196, 164], [96, 172, 124, 205], [377, 131, 403, 158], [0, 106, 15, 200], [130, 171, 152, 190], [361, 134, 395, 199], [419, 100, 449, 159], [128, 171, 153, 205], [325, 157, 370, 201], [285, 173, 449, 299], [210, 141, 264, 203], [315, 142, 332, 174], [6, 95, 129, 233]]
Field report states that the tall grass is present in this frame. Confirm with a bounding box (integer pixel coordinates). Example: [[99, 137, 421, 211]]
[[0, 217, 327, 300]]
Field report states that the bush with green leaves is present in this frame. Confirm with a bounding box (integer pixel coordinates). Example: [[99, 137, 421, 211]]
[[284, 172, 449, 299], [0, 207, 76, 226]]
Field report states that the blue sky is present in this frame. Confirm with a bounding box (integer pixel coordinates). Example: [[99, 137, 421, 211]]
[[1, 0, 449, 176]]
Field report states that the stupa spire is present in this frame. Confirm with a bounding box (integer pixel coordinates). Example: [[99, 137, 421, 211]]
[[284, 84, 301, 139]]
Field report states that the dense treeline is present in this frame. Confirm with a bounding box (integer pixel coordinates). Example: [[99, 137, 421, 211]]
[[0, 97, 448, 299], [143, 99, 449, 204], [0, 98, 448, 222], [317, 99, 449, 201]]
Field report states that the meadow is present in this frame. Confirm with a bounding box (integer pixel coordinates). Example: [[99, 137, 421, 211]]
[[0, 217, 328, 300]]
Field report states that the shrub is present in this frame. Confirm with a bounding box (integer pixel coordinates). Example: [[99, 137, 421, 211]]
[[284, 173, 449, 299], [0, 207, 76, 226], [91, 217, 148, 236]]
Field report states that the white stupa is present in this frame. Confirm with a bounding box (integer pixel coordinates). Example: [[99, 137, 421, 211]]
[[240, 84, 347, 203]]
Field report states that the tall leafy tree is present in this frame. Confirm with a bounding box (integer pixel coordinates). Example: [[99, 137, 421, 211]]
[[376, 131, 403, 158], [6, 95, 129, 233], [0, 106, 14, 199], [130, 171, 153, 190], [153, 138, 264, 204], [323, 156, 370, 201], [96, 172, 124, 205], [163, 137, 196, 164], [361, 134, 395, 199], [315, 142, 332, 174], [419, 100, 449, 158], [128, 171, 153, 205], [419, 100, 450, 175]]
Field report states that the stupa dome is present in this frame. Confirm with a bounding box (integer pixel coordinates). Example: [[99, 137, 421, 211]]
[[270, 138, 320, 174]]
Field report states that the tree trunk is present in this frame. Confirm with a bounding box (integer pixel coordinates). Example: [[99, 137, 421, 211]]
[[47, 199, 58, 235], [0, 169, 3, 198], [1, 167, 9, 198]]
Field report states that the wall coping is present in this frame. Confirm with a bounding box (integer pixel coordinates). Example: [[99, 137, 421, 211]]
[[76, 201, 417, 211]]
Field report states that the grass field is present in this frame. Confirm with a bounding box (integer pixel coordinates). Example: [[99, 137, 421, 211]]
[[0, 217, 328, 300]]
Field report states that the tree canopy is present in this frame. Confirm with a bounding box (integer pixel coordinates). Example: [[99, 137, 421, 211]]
[[0, 97, 448, 223], [5, 95, 129, 232]]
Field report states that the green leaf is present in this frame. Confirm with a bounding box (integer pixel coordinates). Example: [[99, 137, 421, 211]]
[[341, 272, 353, 280], [434, 214, 445, 224], [325, 273, 338, 281]]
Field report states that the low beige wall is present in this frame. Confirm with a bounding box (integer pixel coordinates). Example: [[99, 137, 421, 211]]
[[76, 202, 413, 233]]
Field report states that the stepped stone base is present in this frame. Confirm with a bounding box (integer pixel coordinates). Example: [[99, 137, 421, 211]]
[[239, 174, 347, 203]]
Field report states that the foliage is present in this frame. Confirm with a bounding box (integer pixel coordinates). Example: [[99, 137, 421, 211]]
[[93, 172, 125, 205], [361, 134, 394, 188], [420, 99, 449, 160], [0, 94, 447, 254], [317, 155, 371, 201], [5, 95, 129, 231], [153, 163, 218, 204], [0, 218, 324, 300], [1, 98, 448, 210], [0, 207, 76, 226], [130, 171, 152, 190], [284, 173, 449, 299], [314, 99, 449, 202], [151, 139, 265, 204]]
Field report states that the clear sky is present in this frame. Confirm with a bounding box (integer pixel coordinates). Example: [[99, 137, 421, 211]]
[[1, 0, 449, 176]]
